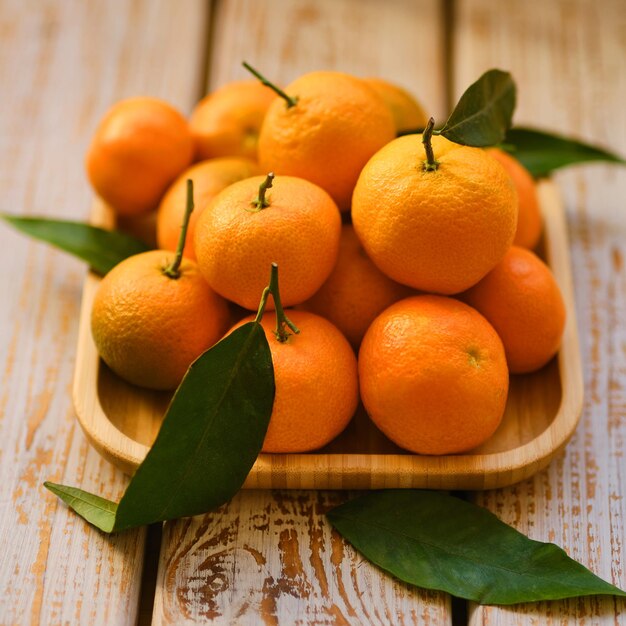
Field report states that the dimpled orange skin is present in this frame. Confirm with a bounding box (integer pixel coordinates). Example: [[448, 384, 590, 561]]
[[194, 175, 341, 310], [487, 148, 542, 249], [359, 295, 509, 455], [299, 225, 413, 348], [156, 157, 261, 260], [91, 250, 229, 390], [461, 246, 566, 374], [363, 78, 428, 134], [257, 71, 396, 211], [190, 81, 277, 161], [352, 134, 518, 294], [232, 310, 359, 453], [86, 97, 194, 216]]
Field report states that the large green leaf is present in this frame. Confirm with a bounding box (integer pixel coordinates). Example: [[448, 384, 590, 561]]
[[328, 490, 626, 605], [1, 215, 150, 275], [437, 69, 516, 147], [504, 127, 626, 177], [45, 321, 275, 532]]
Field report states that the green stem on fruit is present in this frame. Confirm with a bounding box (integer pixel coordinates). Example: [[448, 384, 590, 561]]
[[250, 172, 275, 211], [255, 263, 300, 343], [242, 61, 298, 108], [163, 179, 193, 279], [422, 117, 439, 172]]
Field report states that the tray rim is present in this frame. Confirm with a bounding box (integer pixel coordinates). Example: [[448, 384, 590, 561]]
[[73, 179, 583, 490]]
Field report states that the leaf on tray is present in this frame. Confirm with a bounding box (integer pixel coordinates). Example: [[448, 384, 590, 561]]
[[503, 127, 626, 177], [437, 69, 516, 147], [45, 321, 275, 533], [1, 215, 150, 275], [327, 490, 626, 605]]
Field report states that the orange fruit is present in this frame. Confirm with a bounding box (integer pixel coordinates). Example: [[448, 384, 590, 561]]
[[487, 148, 542, 249], [352, 133, 518, 294], [156, 157, 260, 259], [231, 310, 358, 452], [86, 97, 194, 216], [91, 250, 229, 390], [299, 224, 413, 347], [257, 71, 395, 211], [359, 295, 509, 455], [194, 174, 341, 310], [461, 246, 566, 374], [189, 81, 276, 161], [364, 77, 428, 134]]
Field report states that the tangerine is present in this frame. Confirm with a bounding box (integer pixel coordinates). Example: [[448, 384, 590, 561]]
[[86, 97, 193, 216], [233, 308, 358, 453], [359, 295, 509, 455], [300, 224, 412, 347], [352, 125, 517, 293], [189, 81, 276, 161], [254, 67, 395, 211], [194, 173, 341, 310], [461, 246, 566, 374], [488, 148, 542, 249], [92, 251, 228, 390], [364, 77, 428, 134]]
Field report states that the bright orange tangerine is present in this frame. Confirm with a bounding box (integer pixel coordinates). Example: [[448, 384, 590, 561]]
[[256, 70, 395, 211], [231, 309, 359, 453], [359, 295, 509, 455], [194, 174, 341, 310], [86, 97, 193, 216], [352, 131, 518, 294]]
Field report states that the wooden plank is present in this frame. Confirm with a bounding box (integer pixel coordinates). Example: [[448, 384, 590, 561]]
[[451, 1, 626, 623], [155, 491, 450, 625], [152, 1, 451, 623], [207, 0, 447, 119], [0, 1, 207, 624]]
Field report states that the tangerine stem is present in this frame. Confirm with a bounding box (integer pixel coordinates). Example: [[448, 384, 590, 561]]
[[254, 263, 300, 343], [242, 61, 298, 108], [163, 179, 193, 279], [250, 172, 275, 211], [422, 117, 439, 172]]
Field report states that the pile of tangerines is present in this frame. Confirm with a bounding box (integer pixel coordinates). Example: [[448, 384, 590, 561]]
[[86, 68, 565, 456]]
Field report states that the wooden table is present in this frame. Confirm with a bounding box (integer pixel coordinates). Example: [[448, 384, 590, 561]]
[[1, 1, 624, 624]]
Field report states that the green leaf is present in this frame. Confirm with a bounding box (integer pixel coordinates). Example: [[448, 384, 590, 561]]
[[438, 69, 516, 147], [45, 322, 275, 533], [327, 490, 626, 605], [44, 483, 118, 532], [503, 127, 626, 177], [1, 215, 150, 275]]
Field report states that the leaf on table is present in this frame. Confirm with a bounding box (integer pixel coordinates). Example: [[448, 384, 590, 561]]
[[44, 483, 118, 533], [437, 69, 516, 147], [327, 490, 626, 605], [503, 127, 626, 177], [0, 215, 150, 275], [45, 321, 275, 533]]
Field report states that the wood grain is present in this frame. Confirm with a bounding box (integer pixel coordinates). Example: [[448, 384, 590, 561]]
[[207, 0, 448, 120], [0, 1, 207, 624], [154, 491, 450, 625], [451, 0, 626, 623], [152, 1, 451, 623]]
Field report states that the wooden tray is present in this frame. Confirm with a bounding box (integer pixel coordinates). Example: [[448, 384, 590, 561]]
[[73, 180, 583, 490]]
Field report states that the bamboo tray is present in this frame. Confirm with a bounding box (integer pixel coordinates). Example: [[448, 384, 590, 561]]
[[73, 180, 583, 490]]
